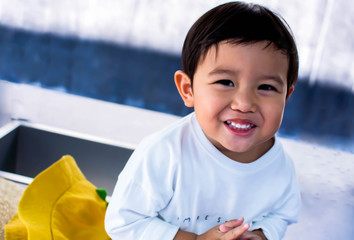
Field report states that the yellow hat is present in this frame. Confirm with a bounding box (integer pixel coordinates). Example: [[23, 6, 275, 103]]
[[5, 155, 110, 240]]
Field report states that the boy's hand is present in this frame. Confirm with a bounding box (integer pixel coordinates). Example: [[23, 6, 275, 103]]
[[219, 219, 267, 240], [234, 230, 266, 240], [174, 218, 249, 240], [197, 218, 250, 240]]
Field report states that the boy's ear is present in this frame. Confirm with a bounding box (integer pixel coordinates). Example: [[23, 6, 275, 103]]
[[174, 70, 194, 107], [286, 85, 295, 101]]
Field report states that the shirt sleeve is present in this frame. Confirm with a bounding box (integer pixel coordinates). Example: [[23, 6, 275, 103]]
[[249, 164, 301, 240], [249, 214, 289, 240], [105, 137, 180, 240], [105, 179, 179, 239]]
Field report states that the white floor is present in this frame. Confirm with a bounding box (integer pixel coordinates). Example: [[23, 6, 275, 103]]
[[0, 80, 353, 239]]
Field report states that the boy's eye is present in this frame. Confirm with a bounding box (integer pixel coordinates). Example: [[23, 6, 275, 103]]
[[216, 80, 234, 87], [258, 84, 277, 91]]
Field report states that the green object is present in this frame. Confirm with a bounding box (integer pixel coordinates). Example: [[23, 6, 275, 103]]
[[96, 188, 107, 201]]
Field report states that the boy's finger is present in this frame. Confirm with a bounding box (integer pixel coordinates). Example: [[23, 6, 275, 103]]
[[219, 217, 244, 232], [219, 223, 231, 233], [224, 223, 250, 239], [224, 217, 244, 228]]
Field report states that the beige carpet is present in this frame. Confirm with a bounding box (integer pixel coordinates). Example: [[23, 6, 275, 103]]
[[0, 178, 25, 240]]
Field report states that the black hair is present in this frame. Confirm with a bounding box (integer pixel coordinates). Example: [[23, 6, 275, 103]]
[[181, 1, 298, 96]]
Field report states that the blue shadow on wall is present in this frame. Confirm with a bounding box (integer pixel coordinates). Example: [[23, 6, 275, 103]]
[[0, 24, 353, 151]]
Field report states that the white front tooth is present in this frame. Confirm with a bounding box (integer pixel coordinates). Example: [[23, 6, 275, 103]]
[[229, 122, 251, 129], [225, 120, 254, 130]]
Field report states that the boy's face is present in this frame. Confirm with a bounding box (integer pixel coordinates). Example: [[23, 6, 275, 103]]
[[175, 41, 293, 163]]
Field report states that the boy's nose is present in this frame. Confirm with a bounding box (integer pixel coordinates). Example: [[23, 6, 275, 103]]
[[230, 91, 257, 113]]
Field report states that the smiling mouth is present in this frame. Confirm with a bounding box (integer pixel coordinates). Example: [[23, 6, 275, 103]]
[[225, 120, 256, 131]]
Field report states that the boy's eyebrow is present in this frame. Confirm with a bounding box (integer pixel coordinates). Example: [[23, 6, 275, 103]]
[[208, 68, 237, 76]]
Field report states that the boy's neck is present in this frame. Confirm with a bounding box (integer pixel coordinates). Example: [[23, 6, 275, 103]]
[[217, 137, 275, 164]]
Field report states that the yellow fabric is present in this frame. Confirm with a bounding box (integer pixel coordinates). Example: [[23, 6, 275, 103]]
[[5, 155, 110, 240], [4, 215, 27, 239]]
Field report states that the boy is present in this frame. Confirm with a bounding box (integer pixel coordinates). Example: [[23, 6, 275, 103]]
[[105, 2, 301, 240]]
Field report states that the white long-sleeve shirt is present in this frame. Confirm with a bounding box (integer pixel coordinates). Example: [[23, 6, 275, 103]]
[[105, 113, 301, 240]]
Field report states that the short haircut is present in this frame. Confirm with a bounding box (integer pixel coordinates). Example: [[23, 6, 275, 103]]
[[181, 1, 299, 96]]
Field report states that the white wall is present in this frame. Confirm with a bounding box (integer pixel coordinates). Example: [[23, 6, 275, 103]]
[[0, 0, 353, 90]]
